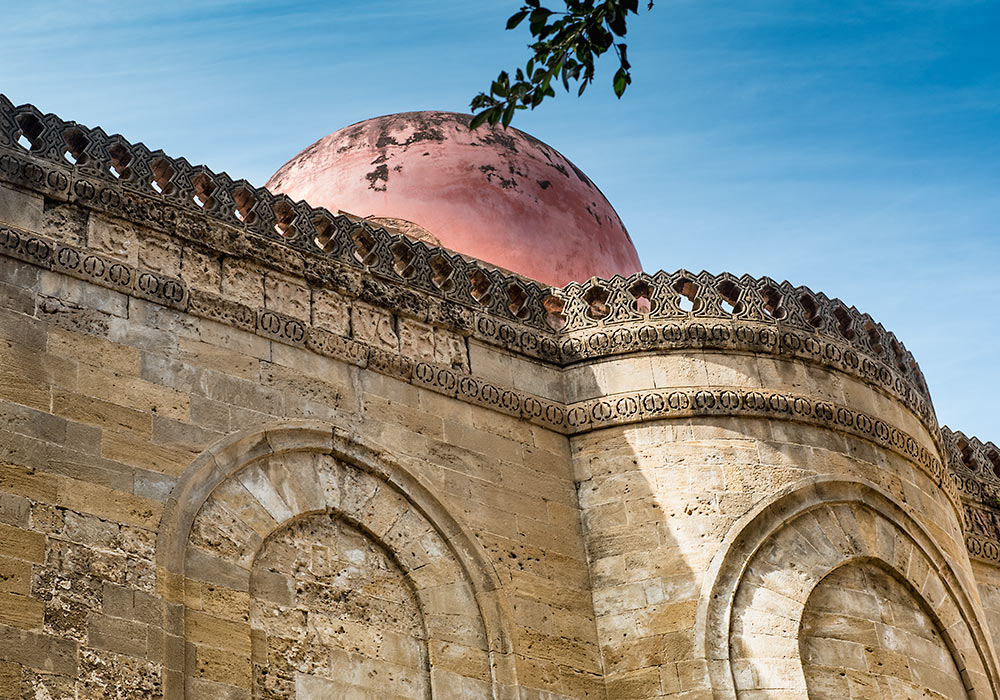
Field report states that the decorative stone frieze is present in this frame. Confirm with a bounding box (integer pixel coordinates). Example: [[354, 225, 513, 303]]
[[0, 96, 931, 419]]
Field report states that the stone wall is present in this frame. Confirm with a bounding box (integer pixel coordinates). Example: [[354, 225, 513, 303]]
[[1, 96, 1000, 699], [565, 341, 991, 699], [800, 561, 968, 699]]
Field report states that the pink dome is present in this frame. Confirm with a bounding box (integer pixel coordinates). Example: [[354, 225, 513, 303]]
[[265, 112, 641, 287]]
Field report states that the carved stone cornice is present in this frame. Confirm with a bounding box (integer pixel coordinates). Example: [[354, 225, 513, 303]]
[[0, 97, 933, 431], [940, 428, 1000, 564], [0, 225, 961, 520], [944, 428, 1000, 505]]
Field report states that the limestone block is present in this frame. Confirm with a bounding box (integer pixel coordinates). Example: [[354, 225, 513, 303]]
[[0, 491, 30, 528], [428, 639, 491, 681], [76, 363, 190, 422], [87, 213, 137, 265], [235, 464, 293, 524], [263, 271, 309, 321], [435, 327, 469, 372], [184, 610, 251, 655], [0, 624, 78, 675], [310, 287, 350, 336], [429, 667, 493, 700], [352, 301, 398, 351], [220, 259, 264, 308], [49, 326, 140, 375], [398, 318, 436, 363], [138, 234, 182, 277], [0, 375, 47, 413], [260, 452, 325, 516], [0, 256, 41, 294], [467, 339, 513, 387], [564, 356, 655, 404], [191, 643, 251, 688], [0, 521, 45, 563], [605, 666, 660, 699], [88, 614, 148, 657], [0, 591, 44, 628], [179, 247, 221, 293], [0, 185, 44, 233], [40, 270, 129, 317], [190, 499, 263, 569], [101, 430, 194, 476]]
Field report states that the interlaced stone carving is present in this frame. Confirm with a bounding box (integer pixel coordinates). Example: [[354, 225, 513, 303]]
[[0, 95, 932, 403], [942, 427, 1000, 563], [3, 96, 987, 511]]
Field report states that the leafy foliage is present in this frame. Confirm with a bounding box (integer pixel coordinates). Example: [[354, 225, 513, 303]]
[[470, 0, 654, 129]]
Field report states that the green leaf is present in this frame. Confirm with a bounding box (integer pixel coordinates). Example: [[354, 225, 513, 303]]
[[614, 68, 632, 99], [506, 10, 529, 29], [502, 102, 516, 127], [469, 111, 491, 130], [613, 66, 629, 97], [529, 8, 553, 35], [608, 10, 627, 35]]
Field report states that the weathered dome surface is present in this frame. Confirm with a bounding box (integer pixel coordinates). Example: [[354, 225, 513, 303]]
[[265, 111, 642, 287]]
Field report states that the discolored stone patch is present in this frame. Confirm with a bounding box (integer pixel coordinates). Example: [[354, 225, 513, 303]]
[[250, 512, 428, 700]]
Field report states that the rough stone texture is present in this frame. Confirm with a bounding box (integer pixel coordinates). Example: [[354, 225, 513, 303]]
[[0, 97, 999, 700], [800, 561, 968, 700], [250, 513, 428, 699]]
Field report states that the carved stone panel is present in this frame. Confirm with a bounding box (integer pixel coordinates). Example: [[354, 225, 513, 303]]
[[250, 513, 429, 699]]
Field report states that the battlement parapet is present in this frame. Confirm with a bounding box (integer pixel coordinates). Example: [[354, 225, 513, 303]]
[[945, 427, 1000, 565], [0, 96, 932, 424], [946, 427, 1000, 503]]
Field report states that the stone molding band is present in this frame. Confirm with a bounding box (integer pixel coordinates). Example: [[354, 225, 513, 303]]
[[0, 227, 961, 519], [0, 221, 936, 439], [943, 428, 1000, 564], [945, 427, 1000, 502], [0, 97, 929, 404]]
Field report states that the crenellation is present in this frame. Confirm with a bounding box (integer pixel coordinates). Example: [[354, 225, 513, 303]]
[[0, 96, 934, 411]]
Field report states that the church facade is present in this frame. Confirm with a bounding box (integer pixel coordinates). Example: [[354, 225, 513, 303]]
[[1, 96, 999, 700]]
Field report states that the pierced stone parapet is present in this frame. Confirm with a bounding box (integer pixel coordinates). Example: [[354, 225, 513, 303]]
[[0, 95, 555, 332], [553, 271, 929, 395], [942, 427, 1000, 564], [945, 427, 1000, 503], [0, 96, 933, 431]]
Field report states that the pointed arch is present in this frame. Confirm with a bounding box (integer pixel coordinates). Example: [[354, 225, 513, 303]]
[[697, 476, 1000, 699], [155, 420, 516, 699]]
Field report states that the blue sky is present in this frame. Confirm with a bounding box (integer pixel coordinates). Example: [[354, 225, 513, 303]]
[[3, 0, 998, 439]]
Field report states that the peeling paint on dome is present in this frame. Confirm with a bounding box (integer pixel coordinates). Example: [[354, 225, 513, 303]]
[[266, 111, 642, 286]]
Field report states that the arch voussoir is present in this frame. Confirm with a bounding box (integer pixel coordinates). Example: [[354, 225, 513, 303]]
[[700, 476, 1000, 700], [155, 420, 514, 700]]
